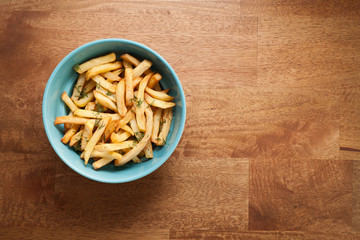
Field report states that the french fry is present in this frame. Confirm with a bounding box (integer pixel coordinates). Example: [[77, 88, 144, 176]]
[[111, 69, 123, 77], [121, 148, 131, 153], [90, 150, 122, 160], [95, 101, 107, 111], [132, 77, 142, 89], [109, 113, 122, 120], [121, 54, 153, 75], [121, 54, 141, 66], [133, 60, 152, 78], [93, 158, 114, 170], [136, 73, 152, 132], [69, 129, 84, 147], [161, 89, 170, 94], [64, 111, 73, 132], [74, 109, 119, 120], [115, 105, 153, 166], [110, 131, 132, 143], [151, 108, 163, 144], [146, 69, 154, 76], [101, 71, 120, 82], [116, 80, 127, 117], [81, 119, 95, 151], [122, 59, 133, 69], [144, 93, 175, 109], [144, 140, 153, 158], [125, 68, 134, 106], [61, 124, 80, 144], [61, 91, 78, 112], [55, 116, 89, 125], [120, 124, 134, 136], [157, 108, 173, 146], [93, 90, 118, 112], [145, 87, 174, 101], [154, 82, 162, 91], [74, 52, 116, 74], [73, 91, 94, 107], [94, 141, 135, 152], [92, 75, 116, 93], [85, 61, 122, 80], [103, 119, 119, 142], [84, 117, 111, 164], [129, 117, 141, 141], [115, 110, 134, 131], [147, 73, 162, 89], [96, 86, 116, 102], [85, 102, 96, 111], [132, 156, 141, 163], [71, 73, 86, 102], [83, 80, 96, 93]]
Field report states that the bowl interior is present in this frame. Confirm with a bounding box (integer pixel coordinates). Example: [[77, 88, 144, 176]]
[[43, 39, 185, 183]]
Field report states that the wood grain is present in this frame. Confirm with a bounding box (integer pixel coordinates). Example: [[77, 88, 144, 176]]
[[257, 16, 360, 90], [0, 227, 169, 240], [0, 0, 241, 13], [170, 230, 360, 240], [1, 0, 360, 239], [0, 10, 56, 224], [177, 85, 338, 159], [340, 79, 360, 160], [353, 161, 360, 231], [249, 159, 352, 232], [54, 157, 249, 230], [240, 0, 360, 17], [0, 153, 55, 227]]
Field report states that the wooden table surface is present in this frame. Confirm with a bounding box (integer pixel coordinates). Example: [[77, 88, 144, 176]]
[[1, 0, 360, 239]]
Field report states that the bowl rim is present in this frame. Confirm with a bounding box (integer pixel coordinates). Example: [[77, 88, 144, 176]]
[[42, 38, 186, 183]]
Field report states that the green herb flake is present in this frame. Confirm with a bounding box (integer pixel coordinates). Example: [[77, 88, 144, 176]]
[[130, 96, 138, 103], [73, 142, 82, 153], [98, 123, 105, 130], [134, 131, 144, 141], [147, 100, 155, 108], [96, 103, 105, 113], [77, 90, 88, 99], [159, 119, 166, 132], [73, 64, 80, 72], [106, 91, 113, 96], [75, 85, 82, 93], [94, 118, 102, 127], [75, 133, 83, 142], [136, 99, 144, 108], [128, 140, 137, 148]]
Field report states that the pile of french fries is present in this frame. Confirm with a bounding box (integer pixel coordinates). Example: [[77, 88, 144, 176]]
[[54, 53, 175, 170]]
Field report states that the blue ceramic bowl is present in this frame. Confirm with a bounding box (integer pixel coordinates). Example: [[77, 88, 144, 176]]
[[42, 39, 186, 183]]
